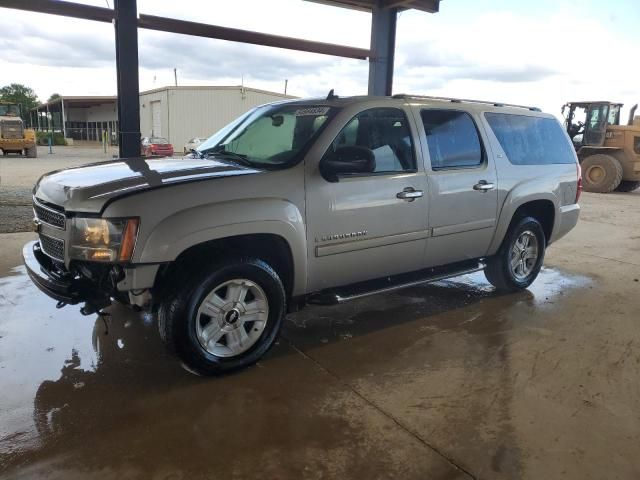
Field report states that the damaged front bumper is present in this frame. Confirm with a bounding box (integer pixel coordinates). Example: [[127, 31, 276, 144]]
[[22, 240, 111, 314]]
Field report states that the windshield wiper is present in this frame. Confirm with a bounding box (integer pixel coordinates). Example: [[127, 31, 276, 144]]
[[190, 148, 205, 159], [205, 149, 255, 168]]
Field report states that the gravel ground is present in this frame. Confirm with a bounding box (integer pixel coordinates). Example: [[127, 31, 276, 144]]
[[0, 145, 119, 233]]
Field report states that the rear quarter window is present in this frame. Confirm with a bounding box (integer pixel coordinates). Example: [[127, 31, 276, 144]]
[[484, 113, 576, 165]]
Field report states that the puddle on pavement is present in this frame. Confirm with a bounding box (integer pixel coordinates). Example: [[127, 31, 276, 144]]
[[0, 263, 592, 477], [286, 266, 593, 348]]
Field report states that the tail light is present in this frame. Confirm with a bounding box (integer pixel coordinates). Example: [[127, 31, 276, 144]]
[[575, 162, 583, 203]]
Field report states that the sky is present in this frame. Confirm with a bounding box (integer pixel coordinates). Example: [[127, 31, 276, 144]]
[[0, 0, 638, 120]]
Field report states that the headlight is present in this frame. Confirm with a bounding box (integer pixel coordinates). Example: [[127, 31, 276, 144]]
[[70, 217, 139, 262]]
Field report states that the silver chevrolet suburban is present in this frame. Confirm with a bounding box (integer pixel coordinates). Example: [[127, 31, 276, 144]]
[[23, 94, 581, 374]]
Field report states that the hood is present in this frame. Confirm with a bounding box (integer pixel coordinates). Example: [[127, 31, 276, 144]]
[[34, 156, 261, 213]]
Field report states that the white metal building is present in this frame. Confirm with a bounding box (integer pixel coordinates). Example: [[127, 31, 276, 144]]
[[32, 86, 294, 148], [139, 86, 295, 150]]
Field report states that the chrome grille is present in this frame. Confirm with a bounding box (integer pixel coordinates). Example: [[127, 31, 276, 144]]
[[1, 120, 24, 139], [34, 200, 66, 229], [39, 233, 65, 261]]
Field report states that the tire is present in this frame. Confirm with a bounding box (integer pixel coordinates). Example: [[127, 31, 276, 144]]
[[484, 216, 546, 292], [581, 154, 623, 193], [158, 257, 286, 375], [26, 145, 37, 158], [615, 180, 640, 192]]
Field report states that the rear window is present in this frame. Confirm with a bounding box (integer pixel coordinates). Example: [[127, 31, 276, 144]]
[[484, 113, 575, 165]]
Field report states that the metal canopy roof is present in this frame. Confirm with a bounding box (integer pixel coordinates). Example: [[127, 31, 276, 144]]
[[307, 0, 440, 13], [34, 96, 117, 111]]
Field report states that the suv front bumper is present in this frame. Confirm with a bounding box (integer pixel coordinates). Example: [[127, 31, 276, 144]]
[[22, 240, 110, 311]]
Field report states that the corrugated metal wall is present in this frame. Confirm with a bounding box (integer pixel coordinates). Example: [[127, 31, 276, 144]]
[[139, 86, 293, 153], [169, 87, 293, 152]]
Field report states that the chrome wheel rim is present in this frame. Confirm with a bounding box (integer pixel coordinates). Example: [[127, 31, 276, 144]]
[[195, 279, 269, 358], [509, 230, 539, 280]]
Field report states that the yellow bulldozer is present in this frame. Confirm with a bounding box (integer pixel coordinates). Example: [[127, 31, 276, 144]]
[[563, 101, 640, 192], [0, 101, 37, 158]]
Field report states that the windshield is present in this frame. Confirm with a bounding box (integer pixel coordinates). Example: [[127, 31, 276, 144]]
[[198, 103, 336, 168], [150, 137, 169, 144], [0, 104, 20, 116]]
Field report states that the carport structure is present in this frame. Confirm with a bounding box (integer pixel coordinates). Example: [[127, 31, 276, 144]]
[[31, 96, 118, 143], [0, 0, 441, 158]]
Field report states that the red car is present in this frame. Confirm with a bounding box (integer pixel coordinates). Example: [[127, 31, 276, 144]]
[[141, 136, 174, 157]]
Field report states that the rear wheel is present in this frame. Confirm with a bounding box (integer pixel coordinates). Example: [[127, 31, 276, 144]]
[[158, 257, 286, 375], [581, 154, 623, 193], [26, 145, 37, 158], [615, 180, 640, 192], [485, 216, 546, 292]]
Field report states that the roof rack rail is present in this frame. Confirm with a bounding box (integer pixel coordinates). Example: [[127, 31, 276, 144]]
[[391, 94, 541, 112]]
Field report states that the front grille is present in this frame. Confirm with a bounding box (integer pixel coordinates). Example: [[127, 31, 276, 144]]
[[39, 233, 65, 261], [1, 120, 24, 139], [34, 200, 66, 229]]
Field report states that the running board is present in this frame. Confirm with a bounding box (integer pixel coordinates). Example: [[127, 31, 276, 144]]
[[308, 260, 486, 305]]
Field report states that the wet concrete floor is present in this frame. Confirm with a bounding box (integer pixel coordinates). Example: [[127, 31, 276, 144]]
[[1, 193, 639, 479]]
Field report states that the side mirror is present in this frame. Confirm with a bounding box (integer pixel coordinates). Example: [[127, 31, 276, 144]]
[[319, 146, 375, 182]]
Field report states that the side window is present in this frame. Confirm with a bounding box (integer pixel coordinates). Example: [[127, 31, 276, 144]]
[[325, 108, 416, 173], [420, 109, 483, 169]]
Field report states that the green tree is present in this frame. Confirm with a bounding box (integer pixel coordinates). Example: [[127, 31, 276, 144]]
[[47, 93, 61, 103], [0, 83, 39, 123]]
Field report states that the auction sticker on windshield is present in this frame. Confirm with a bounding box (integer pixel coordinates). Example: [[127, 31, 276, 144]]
[[295, 107, 330, 116]]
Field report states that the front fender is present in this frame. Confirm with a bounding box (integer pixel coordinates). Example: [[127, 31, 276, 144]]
[[487, 181, 559, 255], [137, 198, 307, 295]]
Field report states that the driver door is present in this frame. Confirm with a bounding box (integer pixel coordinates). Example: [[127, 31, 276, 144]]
[[304, 106, 429, 292]]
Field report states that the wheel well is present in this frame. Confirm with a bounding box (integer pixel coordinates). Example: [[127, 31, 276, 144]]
[[512, 200, 555, 243], [155, 234, 294, 299], [577, 147, 623, 162]]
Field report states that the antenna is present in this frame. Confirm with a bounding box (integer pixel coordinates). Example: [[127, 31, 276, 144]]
[[326, 89, 338, 100]]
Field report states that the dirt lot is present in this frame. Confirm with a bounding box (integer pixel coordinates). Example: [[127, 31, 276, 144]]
[[1, 156, 639, 479], [0, 145, 119, 233]]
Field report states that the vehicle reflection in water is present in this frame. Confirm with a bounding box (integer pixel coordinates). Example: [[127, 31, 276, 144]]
[[0, 264, 592, 478], [32, 308, 192, 441]]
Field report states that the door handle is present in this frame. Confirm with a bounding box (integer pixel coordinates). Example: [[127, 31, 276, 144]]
[[397, 187, 424, 201], [473, 180, 495, 192]]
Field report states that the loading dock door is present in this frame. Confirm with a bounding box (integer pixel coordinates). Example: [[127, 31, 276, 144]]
[[151, 101, 161, 137]]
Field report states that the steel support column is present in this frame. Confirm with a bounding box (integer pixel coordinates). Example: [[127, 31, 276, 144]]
[[114, 0, 141, 158], [60, 98, 67, 139], [367, 2, 397, 96]]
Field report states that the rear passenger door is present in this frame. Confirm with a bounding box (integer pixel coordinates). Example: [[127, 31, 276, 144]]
[[415, 108, 499, 267]]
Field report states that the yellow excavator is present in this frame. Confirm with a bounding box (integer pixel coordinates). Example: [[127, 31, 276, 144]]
[[563, 101, 640, 192], [0, 101, 37, 158]]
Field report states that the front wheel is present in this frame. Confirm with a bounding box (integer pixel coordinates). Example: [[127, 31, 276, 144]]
[[158, 257, 286, 375], [484, 216, 546, 292], [581, 154, 623, 193]]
